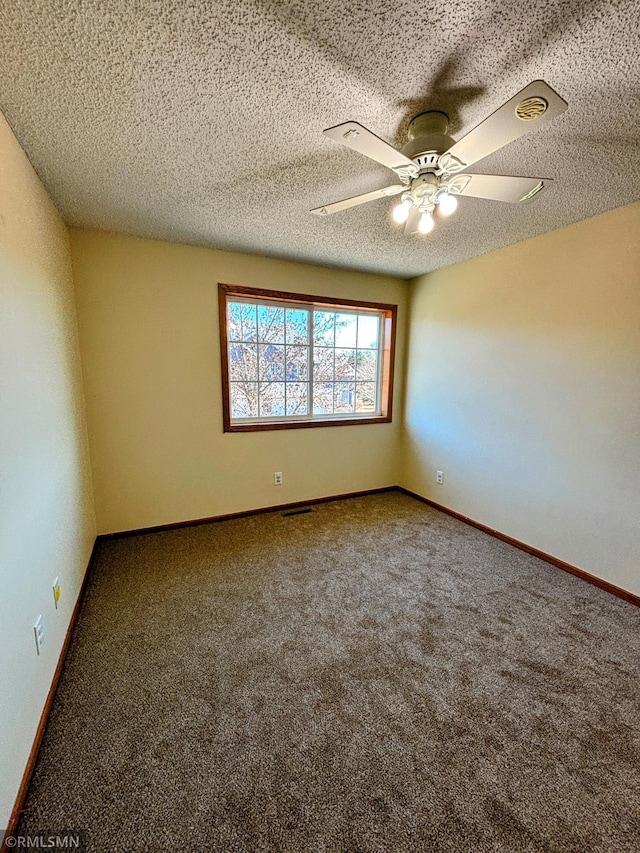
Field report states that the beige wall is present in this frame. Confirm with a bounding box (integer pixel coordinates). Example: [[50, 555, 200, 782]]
[[0, 114, 96, 826], [70, 229, 408, 534], [402, 202, 640, 596]]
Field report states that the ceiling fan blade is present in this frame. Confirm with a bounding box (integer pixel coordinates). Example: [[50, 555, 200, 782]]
[[310, 184, 404, 216], [404, 205, 421, 236], [323, 121, 416, 175], [438, 81, 568, 174], [451, 174, 551, 203]]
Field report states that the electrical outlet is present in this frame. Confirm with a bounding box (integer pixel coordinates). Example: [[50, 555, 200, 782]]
[[53, 577, 61, 609], [436, 470, 444, 485], [34, 615, 44, 655], [274, 471, 283, 485]]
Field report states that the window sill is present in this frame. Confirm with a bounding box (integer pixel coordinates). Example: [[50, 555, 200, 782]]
[[224, 414, 392, 432]]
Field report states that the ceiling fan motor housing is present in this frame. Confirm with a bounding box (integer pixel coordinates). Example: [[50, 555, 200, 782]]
[[398, 112, 460, 211], [401, 111, 456, 171]]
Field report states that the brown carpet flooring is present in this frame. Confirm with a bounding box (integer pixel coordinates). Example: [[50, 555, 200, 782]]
[[18, 492, 640, 852]]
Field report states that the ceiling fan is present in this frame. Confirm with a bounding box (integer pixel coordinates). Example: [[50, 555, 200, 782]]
[[311, 80, 568, 236]]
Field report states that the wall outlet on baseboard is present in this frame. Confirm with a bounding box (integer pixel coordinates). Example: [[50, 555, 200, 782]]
[[274, 471, 283, 485], [436, 470, 444, 485]]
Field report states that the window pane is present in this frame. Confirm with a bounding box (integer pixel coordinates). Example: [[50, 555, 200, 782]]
[[313, 347, 334, 381], [356, 382, 376, 412], [313, 382, 334, 414], [258, 305, 285, 343], [286, 309, 309, 345], [286, 382, 309, 416], [356, 349, 377, 381], [228, 343, 258, 381], [228, 302, 257, 342], [335, 313, 357, 348], [259, 382, 285, 417], [357, 313, 379, 349], [230, 382, 258, 417], [223, 288, 393, 430], [313, 310, 334, 346], [259, 344, 285, 381], [335, 348, 356, 381], [334, 382, 355, 413], [285, 345, 308, 381]]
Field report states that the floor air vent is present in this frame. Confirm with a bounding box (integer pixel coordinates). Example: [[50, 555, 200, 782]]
[[281, 507, 313, 517]]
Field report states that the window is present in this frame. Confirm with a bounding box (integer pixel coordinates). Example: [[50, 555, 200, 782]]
[[218, 283, 396, 432]]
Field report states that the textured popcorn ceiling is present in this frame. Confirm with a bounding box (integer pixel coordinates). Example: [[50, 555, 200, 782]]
[[0, 0, 639, 278]]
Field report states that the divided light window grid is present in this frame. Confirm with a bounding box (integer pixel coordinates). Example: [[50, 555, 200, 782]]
[[228, 300, 380, 420], [219, 284, 396, 432]]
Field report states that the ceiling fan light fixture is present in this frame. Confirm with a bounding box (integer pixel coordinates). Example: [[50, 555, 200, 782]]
[[392, 198, 412, 224], [418, 211, 435, 234], [438, 192, 458, 216]]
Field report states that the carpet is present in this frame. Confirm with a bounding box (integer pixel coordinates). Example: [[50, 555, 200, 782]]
[[18, 492, 640, 851]]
